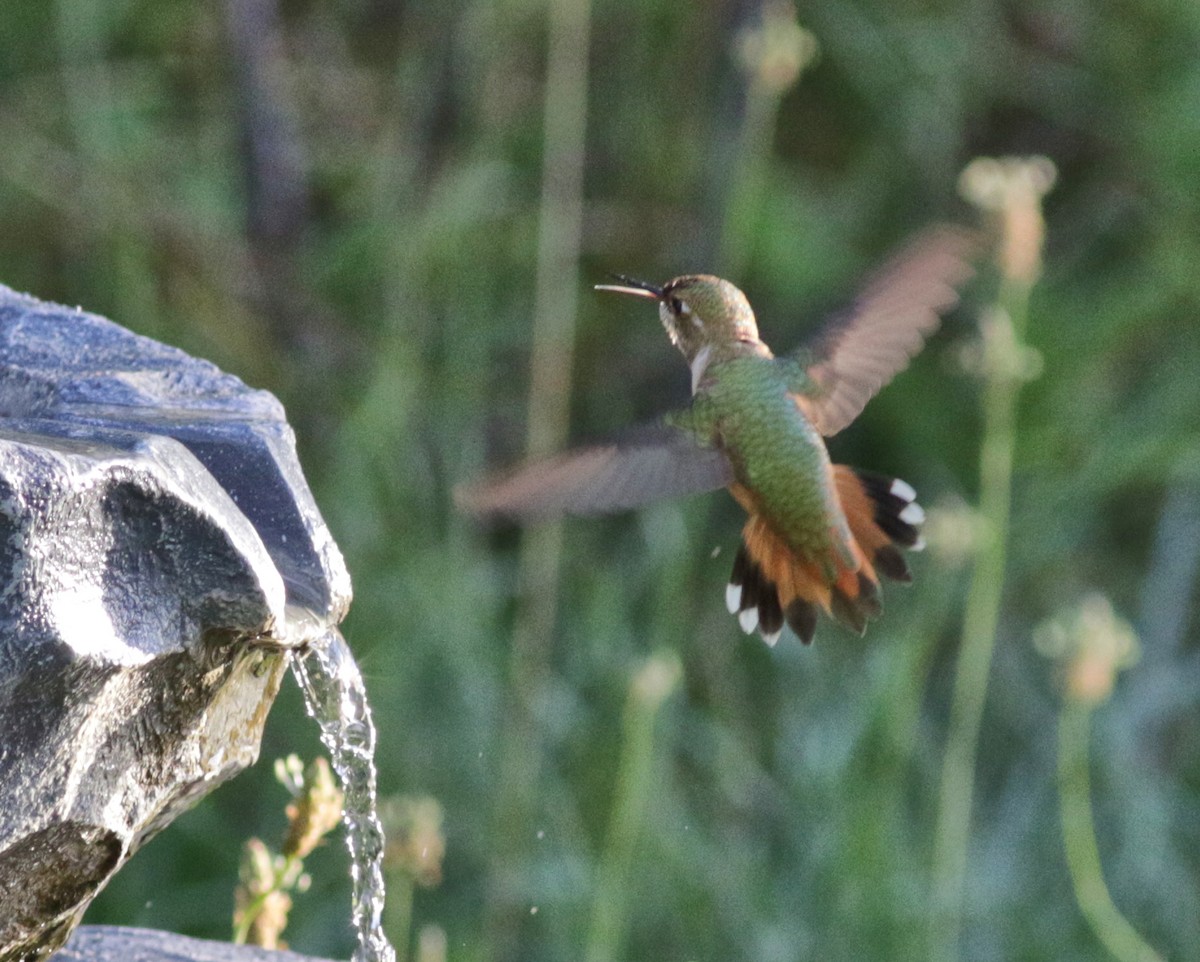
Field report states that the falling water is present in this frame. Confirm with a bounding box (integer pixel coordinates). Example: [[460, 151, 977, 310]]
[[291, 627, 396, 962]]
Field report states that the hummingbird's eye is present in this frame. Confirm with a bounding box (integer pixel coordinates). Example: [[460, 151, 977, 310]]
[[671, 296, 693, 318], [672, 297, 704, 330]]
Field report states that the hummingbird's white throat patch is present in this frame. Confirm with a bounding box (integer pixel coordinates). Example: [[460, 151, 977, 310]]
[[690, 344, 713, 394]]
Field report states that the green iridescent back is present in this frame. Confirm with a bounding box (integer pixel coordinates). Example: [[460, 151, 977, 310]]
[[695, 354, 852, 569]]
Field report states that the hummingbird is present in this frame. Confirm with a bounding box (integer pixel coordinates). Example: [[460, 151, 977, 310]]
[[458, 226, 977, 645]]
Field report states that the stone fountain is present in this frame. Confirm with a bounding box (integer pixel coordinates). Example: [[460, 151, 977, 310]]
[[0, 285, 367, 961]]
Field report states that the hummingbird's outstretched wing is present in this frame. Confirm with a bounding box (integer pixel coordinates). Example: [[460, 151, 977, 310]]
[[455, 423, 734, 521], [793, 224, 979, 436]]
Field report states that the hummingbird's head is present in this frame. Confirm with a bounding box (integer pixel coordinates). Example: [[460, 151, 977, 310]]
[[595, 274, 761, 365]]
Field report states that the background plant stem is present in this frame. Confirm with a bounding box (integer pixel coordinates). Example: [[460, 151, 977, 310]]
[[384, 873, 415, 962], [486, 0, 591, 956], [929, 235, 1036, 959], [584, 653, 681, 962], [1058, 702, 1165, 962]]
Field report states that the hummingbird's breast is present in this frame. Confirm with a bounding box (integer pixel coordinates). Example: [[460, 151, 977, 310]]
[[705, 356, 852, 568]]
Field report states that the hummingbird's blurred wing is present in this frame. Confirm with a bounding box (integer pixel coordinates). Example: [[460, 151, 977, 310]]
[[455, 424, 734, 521], [794, 224, 978, 436]]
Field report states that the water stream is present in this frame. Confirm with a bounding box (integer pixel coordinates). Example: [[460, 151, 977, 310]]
[[290, 627, 396, 962]]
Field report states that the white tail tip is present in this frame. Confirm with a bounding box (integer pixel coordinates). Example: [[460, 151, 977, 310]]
[[725, 582, 742, 615]]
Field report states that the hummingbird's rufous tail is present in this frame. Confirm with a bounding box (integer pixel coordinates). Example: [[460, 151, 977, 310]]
[[726, 467, 924, 646]]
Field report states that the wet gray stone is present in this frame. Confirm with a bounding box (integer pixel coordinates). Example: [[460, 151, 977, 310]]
[[60, 927, 332, 962], [0, 286, 351, 960]]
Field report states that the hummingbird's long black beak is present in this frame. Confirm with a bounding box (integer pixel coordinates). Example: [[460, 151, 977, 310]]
[[594, 274, 663, 301]]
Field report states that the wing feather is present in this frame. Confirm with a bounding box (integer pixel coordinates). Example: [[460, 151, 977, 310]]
[[455, 424, 734, 521], [798, 224, 979, 436]]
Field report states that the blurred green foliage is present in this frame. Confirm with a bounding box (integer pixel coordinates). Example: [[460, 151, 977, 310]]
[[2, 0, 1199, 960]]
